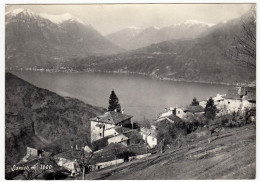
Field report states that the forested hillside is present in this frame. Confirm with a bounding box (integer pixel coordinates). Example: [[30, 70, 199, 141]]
[[5, 72, 105, 172]]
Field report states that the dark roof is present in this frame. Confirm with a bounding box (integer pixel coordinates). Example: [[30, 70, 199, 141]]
[[88, 149, 118, 165], [243, 91, 256, 101], [168, 114, 183, 122], [224, 88, 242, 100], [115, 126, 133, 134], [244, 86, 256, 93], [90, 111, 133, 124], [123, 130, 141, 139], [225, 86, 256, 100], [156, 114, 182, 123], [183, 105, 204, 113], [140, 127, 157, 138], [88, 144, 148, 165]]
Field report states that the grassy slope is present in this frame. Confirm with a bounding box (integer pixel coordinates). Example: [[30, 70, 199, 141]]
[[85, 124, 256, 180], [5, 72, 105, 172]]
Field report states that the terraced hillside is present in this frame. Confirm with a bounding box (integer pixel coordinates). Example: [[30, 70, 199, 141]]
[[85, 124, 256, 180]]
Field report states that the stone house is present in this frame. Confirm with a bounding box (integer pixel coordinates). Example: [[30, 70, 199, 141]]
[[140, 126, 158, 148], [176, 105, 204, 119], [89, 111, 133, 142]]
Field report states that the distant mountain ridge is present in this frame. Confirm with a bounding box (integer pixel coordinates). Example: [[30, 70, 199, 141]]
[[66, 7, 255, 85], [106, 27, 143, 48], [5, 8, 124, 69], [106, 20, 214, 50]]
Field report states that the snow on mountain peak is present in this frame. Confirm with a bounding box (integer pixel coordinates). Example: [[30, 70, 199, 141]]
[[183, 20, 215, 27], [128, 26, 141, 29], [6, 8, 85, 25], [6, 8, 38, 17], [39, 12, 85, 24]]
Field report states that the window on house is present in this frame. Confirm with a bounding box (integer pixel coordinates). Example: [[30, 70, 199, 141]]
[[99, 127, 102, 129], [99, 133, 102, 136], [228, 101, 230, 104], [178, 111, 180, 114]]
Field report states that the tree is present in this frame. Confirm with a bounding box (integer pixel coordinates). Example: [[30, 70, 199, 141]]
[[108, 90, 121, 112], [204, 97, 217, 120], [78, 149, 93, 180], [227, 5, 256, 69], [191, 97, 199, 106]]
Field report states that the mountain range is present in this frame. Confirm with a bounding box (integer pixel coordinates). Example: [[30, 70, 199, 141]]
[[5, 9, 124, 69], [106, 20, 214, 50], [64, 7, 256, 85], [5, 7, 256, 85]]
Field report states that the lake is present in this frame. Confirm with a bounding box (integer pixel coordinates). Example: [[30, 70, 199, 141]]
[[11, 71, 233, 121]]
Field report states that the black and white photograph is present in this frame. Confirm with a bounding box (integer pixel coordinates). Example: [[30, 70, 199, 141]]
[[3, 2, 257, 180]]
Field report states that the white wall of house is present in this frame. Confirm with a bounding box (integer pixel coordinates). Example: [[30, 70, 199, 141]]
[[91, 121, 116, 142], [57, 158, 77, 172], [225, 99, 242, 113], [214, 100, 226, 113], [104, 127, 118, 137], [199, 101, 207, 108], [107, 135, 128, 146], [176, 108, 186, 119], [146, 135, 157, 148], [241, 100, 256, 111], [141, 131, 157, 148], [91, 159, 124, 170], [129, 153, 151, 161], [27, 147, 38, 157], [91, 121, 104, 142]]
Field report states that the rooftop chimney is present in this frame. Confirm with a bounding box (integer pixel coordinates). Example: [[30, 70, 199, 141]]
[[121, 109, 124, 114]]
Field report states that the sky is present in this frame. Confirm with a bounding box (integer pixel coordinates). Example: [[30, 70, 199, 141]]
[[5, 4, 253, 35]]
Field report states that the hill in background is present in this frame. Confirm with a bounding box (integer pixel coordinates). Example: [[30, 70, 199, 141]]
[[5, 72, 105, 172]]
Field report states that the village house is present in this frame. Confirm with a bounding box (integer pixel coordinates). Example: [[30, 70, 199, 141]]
[[27, 146, 42, 157], [88, 144, 151, 171], [241, 90, 256, 111], [140, 126, 158, 148], [54, 149, 82, 176], [107, 134, 129, 146], [199, 87, 256, 115], [158, 107, 175, 118], [222, 87, 256, 115], [213, 94, 226, 110], [89, 111, 133, 142], [176, 105, 204, 119]]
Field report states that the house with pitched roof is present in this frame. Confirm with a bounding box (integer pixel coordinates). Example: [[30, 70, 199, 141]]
[[216, 86, 256, 114], [89, 111, 133, 142], [176, 105, 204, 119], [107, 134, 129, 146], [140, 126, 158, 148]]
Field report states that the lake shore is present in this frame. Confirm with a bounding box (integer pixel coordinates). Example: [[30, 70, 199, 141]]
[[6, 68, 254, 87]]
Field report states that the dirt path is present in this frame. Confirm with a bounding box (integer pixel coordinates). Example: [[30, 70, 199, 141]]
[[85, 124, 256, 180]]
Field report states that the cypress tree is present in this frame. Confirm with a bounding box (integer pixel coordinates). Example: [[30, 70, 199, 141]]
[[108, 90, 121, 112], [191, 97, 199, 106], [204, 97, 217, 120]]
